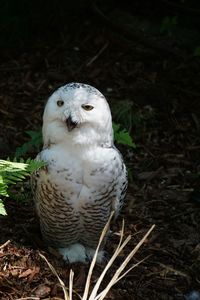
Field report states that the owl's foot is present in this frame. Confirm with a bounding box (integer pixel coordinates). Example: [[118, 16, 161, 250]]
[[59, 243, 87, 263], [85, 247, 105, 264]]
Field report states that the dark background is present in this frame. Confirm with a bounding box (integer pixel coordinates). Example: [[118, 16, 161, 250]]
[[0, 1, 200, 300]]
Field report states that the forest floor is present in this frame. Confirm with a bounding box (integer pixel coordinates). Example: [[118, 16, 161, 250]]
[[0, 4, 200, 300]]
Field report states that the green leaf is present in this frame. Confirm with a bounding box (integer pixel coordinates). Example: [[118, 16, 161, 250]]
[[26, 130, 42, 142], [0, 158, 46, 215], [160, 16, 178, 36], [0, 178, 9, 197], [113, 123, 136, 148], [15, 130, 42, 158], [194, 46, 200, 57], [0, 200, 7, 216], [25, 159, 46, 173]]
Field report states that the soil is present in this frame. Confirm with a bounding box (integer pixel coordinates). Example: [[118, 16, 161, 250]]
[[0, 3, 200, 300]]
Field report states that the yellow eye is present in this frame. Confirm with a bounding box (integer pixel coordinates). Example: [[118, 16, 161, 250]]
[[57, 100, 64, 107], [82, 104, 94, 111]]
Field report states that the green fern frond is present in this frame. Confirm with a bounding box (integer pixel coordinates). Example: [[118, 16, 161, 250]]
[[0, 158, 46, 215], [0, 159, 45, 185], [0, 200, 6, 215]]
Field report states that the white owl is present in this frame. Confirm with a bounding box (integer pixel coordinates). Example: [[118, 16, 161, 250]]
[[32, 83, 127, 263]]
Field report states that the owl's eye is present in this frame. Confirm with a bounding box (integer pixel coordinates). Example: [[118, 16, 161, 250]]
[[82, 104, 94, 111], [57, 100, 64, 107]]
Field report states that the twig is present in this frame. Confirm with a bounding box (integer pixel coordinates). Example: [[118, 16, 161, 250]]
[[93, 224, 155, 300], [88, 220, 130, 300], [114, 255, 151, 283], [39, 253, 70, 300], [0, 240, 11, 249], [82, 211, 115, 300], [69, 270, 74, 300], [86, 43, 109, 66]]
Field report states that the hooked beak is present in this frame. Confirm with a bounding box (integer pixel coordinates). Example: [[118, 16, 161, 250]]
[[66, 116, 78, 132]]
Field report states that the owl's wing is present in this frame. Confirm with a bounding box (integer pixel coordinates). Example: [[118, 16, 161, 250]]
[[111, 150, 128, 218], [30, 152, 44, 216]]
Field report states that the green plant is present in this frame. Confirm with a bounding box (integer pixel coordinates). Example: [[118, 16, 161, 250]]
[[0, 158, 46, 215], [15, 130, 42, 158], [113, 123, 136, 148], [194, 46, 200, 57], [15, 124, 135, 158], [112, 101, 156, 136], [160, 16, 178, 36], [112, 101, 141, 132]]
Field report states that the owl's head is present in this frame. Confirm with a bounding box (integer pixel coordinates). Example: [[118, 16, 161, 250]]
[[42, 83, 113, 147]]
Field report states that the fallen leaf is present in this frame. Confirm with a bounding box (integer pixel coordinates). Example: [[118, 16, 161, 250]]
[[28, 266, 40, 282], [34, 284, 51, 297], [10, 269, 19, 277], [19, 268, 33, 278]]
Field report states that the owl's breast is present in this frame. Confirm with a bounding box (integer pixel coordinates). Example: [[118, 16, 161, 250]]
[[36, 145, 124, 208]]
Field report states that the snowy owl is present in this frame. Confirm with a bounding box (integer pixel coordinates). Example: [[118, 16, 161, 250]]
[[31, 83, 127, 263]]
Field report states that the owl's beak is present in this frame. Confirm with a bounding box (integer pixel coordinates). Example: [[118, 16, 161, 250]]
[[66, 116, 77, 132]]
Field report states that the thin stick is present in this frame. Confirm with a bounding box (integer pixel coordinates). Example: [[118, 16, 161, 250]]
[[82, 211, 114, 300], [86, 43, 109, 66], [0, 240, 11, 249], [114, 255, 151, 283], [88, 233, 131, 300], [39, 253, 69, 300], [96, 224, 155, 300], [69, 270, 74, 300]]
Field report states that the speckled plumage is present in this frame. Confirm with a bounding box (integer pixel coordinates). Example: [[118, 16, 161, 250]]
[[31, 83, 127, 263]]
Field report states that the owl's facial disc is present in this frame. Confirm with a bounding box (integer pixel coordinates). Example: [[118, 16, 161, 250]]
[[66, 116, 78, 132]]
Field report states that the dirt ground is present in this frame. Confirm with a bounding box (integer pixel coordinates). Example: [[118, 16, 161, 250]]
[[0, 4, 200, 300]]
